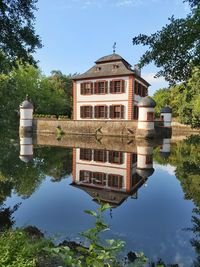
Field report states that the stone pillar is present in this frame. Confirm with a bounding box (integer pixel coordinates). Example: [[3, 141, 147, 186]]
[[136, 140, 154, 179], [19, 132, 33, 163], [19, 95, 34, 134], [160, 138, 171, 158], [136, 96, 156, 139], [160, 107, 172, 127]]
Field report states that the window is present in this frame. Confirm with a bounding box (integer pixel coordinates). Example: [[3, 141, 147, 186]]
[[94, 81, 108, 94], [80, 106, 93, 118], [80, 82, 93, 95], [133, 105, 138, 120], [131, 173, 142, 188], [110, 79, 125, 93], [143, 86, 146, 97], [141, 85, 147, 97], [135, 81, 147, 97], [94, 150, 107, 162], [80, 148, 92, 161], [138, 83, 141, 96], [92, 172, 106, 185], [110, 105, 124, 119], [108, 151, 124, 164], [134, 81, 138, 94], [113, 64, 119, 69], [108, 174, 123, 188], [132, 153, 137, 164], [80, 170, 91, 183], [94, 106, 108, 119], [95, 67, 101, 71], [147, 112, 154, 121], [146, 155, 153, 164]]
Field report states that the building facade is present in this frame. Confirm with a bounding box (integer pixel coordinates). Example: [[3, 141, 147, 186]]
[[73, 53, 150, 120], [71, 146, 154, 207]]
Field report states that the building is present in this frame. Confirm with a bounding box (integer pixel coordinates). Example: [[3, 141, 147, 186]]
[[71, 146, 154, 207], [73, 53, 150, 120]]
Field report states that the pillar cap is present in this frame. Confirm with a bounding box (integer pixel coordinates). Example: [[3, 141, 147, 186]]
[[138, 96, 156, 108], [19, 155, 33, 163], [161, 107, 172, 113], [20, 95, 33, 109], [136, 168, 154, 178]]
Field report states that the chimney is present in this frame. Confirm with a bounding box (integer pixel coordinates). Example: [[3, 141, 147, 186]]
[[134, 64, 141, 76]]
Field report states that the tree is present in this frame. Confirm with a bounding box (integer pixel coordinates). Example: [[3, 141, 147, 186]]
[[152, 67, 200, 127], [171, 67, 200, 127], [0, 0, 41, 72], [152, 88, 171, 117], [0, 64, 71, 126], [132, 0, 200, 83], [47, 71, 74, 118]]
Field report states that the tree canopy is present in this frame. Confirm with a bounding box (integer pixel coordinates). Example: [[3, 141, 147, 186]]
[[0, 64, 73, 126], [153, 67, 200, 127], [132, 0, 200, 83], [0, 0, 41, 72]]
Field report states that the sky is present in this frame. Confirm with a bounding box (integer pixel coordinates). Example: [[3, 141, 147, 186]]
[[34, 0, 189, 95]]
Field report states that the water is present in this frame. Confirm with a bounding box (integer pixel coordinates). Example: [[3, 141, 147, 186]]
[[0, 131, 200, 266]]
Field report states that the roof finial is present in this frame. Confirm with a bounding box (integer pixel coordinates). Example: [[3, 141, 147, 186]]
[[113, 42, 116, 54], [26, 94, 29, 100]]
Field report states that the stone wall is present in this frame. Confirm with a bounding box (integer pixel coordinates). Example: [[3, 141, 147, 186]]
[[33, 118, 138, 137], [32, 118, 200, 139], [34, 133, 164, 153]]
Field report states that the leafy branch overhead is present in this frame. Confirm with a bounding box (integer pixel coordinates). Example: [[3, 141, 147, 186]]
[[132, 0, 200, 83], [0, 0, 42, 70]]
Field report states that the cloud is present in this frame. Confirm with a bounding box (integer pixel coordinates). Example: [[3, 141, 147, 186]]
[[116, 0, 143, 7], [56, 0, 158, 9], [142, 72, 169, 95], [154, 163, 176, 176], [142, 72, 166, 85]]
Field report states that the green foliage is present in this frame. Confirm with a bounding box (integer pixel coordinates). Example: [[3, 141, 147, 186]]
[[0, 128, 72, 202], [154, 135, 200, 266], [153, 67, 200, 127], [56, 126, 65, 140], [34, 114, 57, 118], [48, 203, 147, 267], [0, 64, 73, 126], [154, 135, 200, 207], [132, 0, 200, 83], [58, 115, 70, 120], [0, 0, 41, 72], [153, 88, 171, 117], [0, 229, 51, 267], [80, 203, 125, 266], [48, 70, 74, 118], [190, 207, 200, 267]]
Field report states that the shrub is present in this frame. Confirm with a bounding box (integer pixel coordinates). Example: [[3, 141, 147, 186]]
[[0, 229, 52, 267]]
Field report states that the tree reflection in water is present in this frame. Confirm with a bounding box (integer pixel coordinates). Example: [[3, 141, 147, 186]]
[[0, 128, 200, 266], [154, 135, 200, 266]]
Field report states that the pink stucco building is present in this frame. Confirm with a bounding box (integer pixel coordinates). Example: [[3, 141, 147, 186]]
[[73, 53, 150, 120]]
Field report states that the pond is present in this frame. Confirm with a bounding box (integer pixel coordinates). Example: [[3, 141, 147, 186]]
[[0, 130, 200, 267]]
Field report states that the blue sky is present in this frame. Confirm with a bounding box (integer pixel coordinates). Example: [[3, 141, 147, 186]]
[[34, 0, 189, 95]]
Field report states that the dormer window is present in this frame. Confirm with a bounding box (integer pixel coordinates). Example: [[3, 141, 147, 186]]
[[95, 67, 101, 71], [113, 64, 119, 69]]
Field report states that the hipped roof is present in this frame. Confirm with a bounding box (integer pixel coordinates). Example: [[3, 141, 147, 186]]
[[73, 53, 150, 86]]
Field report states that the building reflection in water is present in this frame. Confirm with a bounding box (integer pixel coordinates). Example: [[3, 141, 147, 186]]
[[71, 141, 155, 208], [18, 133, 171, 208], [19, 133, 33, 163], [160, 138, 171, 159]]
